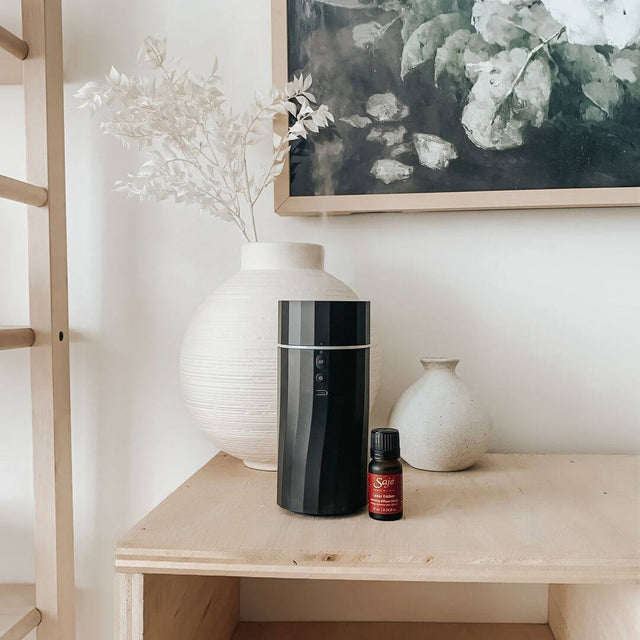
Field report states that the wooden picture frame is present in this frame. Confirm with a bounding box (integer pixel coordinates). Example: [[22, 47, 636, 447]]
[[271, 0, 640, 216]]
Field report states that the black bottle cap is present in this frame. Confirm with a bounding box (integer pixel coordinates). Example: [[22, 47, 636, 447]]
[[370, 428, 400, 460]]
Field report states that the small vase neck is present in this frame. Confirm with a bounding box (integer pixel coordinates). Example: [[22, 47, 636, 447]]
[[420, 358, 459, 373], [241, 242, 325, 271]]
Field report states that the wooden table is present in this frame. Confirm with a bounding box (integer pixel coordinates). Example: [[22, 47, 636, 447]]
[[116, 453, 640, 639]]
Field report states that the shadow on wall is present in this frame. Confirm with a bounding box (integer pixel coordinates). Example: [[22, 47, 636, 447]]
[[66, 118, 138, 638], [320, 208, 640, 455]]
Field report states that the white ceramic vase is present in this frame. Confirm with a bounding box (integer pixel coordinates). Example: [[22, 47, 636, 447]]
[[180, 242, 381, 471], [389, 358, 491, 471]]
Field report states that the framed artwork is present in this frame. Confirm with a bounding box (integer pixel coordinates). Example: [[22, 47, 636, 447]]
[[272, 0, 640, 215]]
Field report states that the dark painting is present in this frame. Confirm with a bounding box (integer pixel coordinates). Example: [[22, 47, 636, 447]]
[[286, 0, 640, 197]]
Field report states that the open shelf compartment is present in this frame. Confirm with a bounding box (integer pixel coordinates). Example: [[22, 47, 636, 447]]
[[115, 453, 640, 640]]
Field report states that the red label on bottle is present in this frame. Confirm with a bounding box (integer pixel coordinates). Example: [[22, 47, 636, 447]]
[[368, 473, 403, 515]]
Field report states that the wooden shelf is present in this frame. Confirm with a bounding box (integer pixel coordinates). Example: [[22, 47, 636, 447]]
[[116, 454, 640, 639], [231, 622, 555, 639], [0, 328, 35, 351], [0, 585, 40, 640], [116, 453, 640, 584]]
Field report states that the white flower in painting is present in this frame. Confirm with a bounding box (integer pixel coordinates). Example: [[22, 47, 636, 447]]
[[370, 159, 413, 184], [366, 92, 409, 122], [540, 0, 640, 48], [413, 134, 458, 170], [352, 16, 399, 49], [353, 22, 385, 49], [366, 125, 407, 146]]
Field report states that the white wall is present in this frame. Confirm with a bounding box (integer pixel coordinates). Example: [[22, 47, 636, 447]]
[[1, 0, 639, 638]]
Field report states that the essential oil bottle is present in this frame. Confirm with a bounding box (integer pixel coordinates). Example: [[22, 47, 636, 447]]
[[368, 428, 403, 521]]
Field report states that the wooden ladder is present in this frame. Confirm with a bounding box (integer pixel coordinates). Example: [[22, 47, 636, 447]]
[[0, 1, 75, 639]]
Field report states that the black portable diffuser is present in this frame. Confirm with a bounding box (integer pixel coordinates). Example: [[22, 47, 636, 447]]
[[277, 300, 370, 516]]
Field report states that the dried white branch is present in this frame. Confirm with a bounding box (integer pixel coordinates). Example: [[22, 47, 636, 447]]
[[77, 37, 333, 242]]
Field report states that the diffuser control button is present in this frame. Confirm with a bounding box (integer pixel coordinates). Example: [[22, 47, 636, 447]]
[[315, 374, 325, 383], [315, 355, 326, 368]]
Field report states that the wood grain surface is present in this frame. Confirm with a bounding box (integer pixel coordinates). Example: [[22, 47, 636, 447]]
[[23, 0, 76, 636], [548, 584, 640, 640], [143, 575, 238, 640], [116, 453, 640, 584]]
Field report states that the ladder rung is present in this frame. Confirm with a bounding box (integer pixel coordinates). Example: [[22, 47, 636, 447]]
[[0, 608, 40, 640], [0, 584, 41, 640], [0, 175, 47, 207], [0, 328, 35, 351], [0, 26, 28, 60]]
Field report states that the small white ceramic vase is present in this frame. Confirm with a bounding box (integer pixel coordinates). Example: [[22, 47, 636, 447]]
[[388, 358, 491, 471], [180, 242, 381, 471]]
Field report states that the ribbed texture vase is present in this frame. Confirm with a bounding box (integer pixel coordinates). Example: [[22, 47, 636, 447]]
[[180, 242, 382, 471]]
